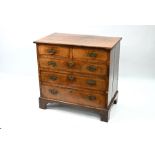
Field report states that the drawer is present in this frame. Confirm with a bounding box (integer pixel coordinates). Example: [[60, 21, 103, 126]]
[[40, 71, 107, 91], [73, 47, 109, 62], [37, 44, 70, 58], [39, 57, 108, 76], [41, 85, 106, 109]]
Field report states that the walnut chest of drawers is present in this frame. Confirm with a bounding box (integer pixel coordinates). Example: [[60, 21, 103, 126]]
[[34, 33, 122, 122]]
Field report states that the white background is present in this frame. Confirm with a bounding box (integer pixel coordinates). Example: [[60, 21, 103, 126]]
[[0, 0, 155, 155]]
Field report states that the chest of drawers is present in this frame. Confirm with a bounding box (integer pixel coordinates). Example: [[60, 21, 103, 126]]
[[34, 33, 122, 122]]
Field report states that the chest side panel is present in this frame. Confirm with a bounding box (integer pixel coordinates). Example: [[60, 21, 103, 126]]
[[108, 42, 120, 105]]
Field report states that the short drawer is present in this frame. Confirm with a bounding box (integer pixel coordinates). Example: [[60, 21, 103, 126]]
[[41, 85, 106, 109], [39, 57, 108, 76], [40, 71, 107, 91], [37, 44, 70, 58], [73, 47, 109, 62]]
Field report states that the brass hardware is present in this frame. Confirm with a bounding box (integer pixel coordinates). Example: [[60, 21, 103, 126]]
[[49, 75, 57, 81], [87, 79, 96, 86], [68, 75, 76, 81], [87, 51, 97, 57], [87, 65, 97, 72], [49, 89, 58, 95], [48, 49, 56, 55], [67, 61, 75, 68], [87, 95, 96, 101], [48, 61, 56, 67]]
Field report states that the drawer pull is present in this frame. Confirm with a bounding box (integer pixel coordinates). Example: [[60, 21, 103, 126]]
[[87, 95, 96, 101], [48, 49, 56, 55], [87, 79, 96, 86], [87, 52, 97, 57], [67, 61, 75, 68], [49, 89, 58, 95], [49, 75, 57, 81], [87, 65, 97, 72], [48, 61, 57, 67], [68, 75, 76, 81]]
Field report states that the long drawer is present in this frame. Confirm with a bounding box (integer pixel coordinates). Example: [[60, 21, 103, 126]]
[[40, 71, 107, 91], [41, 85, 106, 109], [39, 57, 108, 76]]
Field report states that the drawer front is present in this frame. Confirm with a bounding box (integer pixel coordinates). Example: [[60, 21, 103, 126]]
[[37, 44, 70, 58], [73, 47, 109, 62], [41, 85, 106, 109], [40, 71, 107, 91], [39, 57, 108, 76]]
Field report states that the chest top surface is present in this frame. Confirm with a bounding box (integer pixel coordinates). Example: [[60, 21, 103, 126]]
[[34, 33, 122, 49]]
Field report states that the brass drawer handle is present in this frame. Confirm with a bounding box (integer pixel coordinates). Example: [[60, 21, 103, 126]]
[[87, 52, 97, 57], [49, 89, 58, 95], [48, 61, 57, 67], [87, 95, 96, 101], [87, 65, 97, 72], [49, 75, 57, 81], [48, 49, 56, 55], [67, 61, 75, 68], [87, 79, 96, 86], [68, 75, 76, 81]]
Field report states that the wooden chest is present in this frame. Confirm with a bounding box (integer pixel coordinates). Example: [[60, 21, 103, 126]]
[[34, 33, 122, 122]]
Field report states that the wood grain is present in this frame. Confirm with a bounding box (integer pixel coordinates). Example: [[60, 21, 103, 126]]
[[34, 33, 122, 122], [73, 46, 109, 62], [38, 56, 108, 76], [34, 33, 122, 49], [37, 44, 70, 58], [40, 71, 107, 91], [107, 43, 120, 105], [41, 85, 106, 109]]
